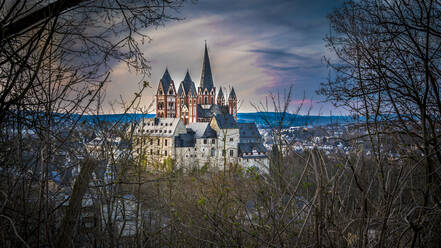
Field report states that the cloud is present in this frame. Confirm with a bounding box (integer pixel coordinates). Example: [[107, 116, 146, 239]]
[[104, 0, 345, 114], [291, 99, 317, 105]]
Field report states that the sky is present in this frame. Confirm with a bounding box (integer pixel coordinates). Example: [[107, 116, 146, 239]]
[[106, 0, 345, 115]]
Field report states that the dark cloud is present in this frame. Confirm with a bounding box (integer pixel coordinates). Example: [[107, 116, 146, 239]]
[[178, 0, 343, 108], [248, 49, 310, 61], [108, 0, 344, 114]]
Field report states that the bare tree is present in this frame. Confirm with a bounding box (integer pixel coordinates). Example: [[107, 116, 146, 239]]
[[320, 0, 441, 246], [0, 0, 185, 246]]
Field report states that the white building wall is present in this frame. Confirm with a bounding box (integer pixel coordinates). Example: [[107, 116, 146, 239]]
[[213, 128, 239, 167]]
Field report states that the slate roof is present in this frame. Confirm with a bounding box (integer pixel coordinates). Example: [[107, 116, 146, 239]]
[[229, 87, 237, 100], [178, 70, 197, 96], [160, 68, 173, 92], [187, 123, 217, 138], [213, 113, 238, 129], [175, 133, 195, 147], [200, 43, 214, 91], [135, 118, 181, 137], [197, 105, 229, 119], [238, 123, 261, 139], [238, 143, 267, 156], [217, 87, 224, 99]]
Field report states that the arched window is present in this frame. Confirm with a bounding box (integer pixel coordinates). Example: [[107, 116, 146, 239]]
[[204, 96, 208, 104], [211, 147, 215, 157]]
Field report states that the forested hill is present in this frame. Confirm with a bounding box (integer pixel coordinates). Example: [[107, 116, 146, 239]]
[[80, 112, 355, 127]]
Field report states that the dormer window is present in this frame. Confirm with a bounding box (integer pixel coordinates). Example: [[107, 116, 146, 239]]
[[159, 90, 163, 95], [169, 89, 173, 95]]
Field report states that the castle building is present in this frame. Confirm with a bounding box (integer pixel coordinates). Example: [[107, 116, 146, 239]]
[[155, 43, 237, 124], [132, 43, 267, 172]]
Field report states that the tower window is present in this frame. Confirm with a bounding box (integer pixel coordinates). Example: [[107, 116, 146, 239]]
[[204, 96, 208, 104], [230, 150, 234, 157]]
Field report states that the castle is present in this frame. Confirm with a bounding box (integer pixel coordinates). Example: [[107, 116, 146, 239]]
[[155, 43, 237, 124], [131, 43, 268, 171]]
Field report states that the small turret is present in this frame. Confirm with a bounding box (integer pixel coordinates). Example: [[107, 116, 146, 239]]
[[217, 87, 225, 106], [228, 87, 237, 120]]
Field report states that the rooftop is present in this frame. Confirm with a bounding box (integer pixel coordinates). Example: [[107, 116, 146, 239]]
[[135, 118, 182, 137]]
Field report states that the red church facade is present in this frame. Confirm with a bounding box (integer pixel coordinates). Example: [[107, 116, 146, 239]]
[[155, 43, 237, 124]]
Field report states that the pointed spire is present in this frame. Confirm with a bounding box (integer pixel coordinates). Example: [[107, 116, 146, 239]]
[[178, 69, 196, 96], [161, 68, 172, 84], [217, 87, 225, 105], [217, 87, 224, 98], [160, 68, 173, 92], [200, 42, 214, 90], [229, 87, 237, 100], [183, 69, 192, 82]]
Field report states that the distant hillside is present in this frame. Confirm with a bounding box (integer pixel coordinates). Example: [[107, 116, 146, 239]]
[[237, 112, 354, 127], [80, 112, 354, 127]]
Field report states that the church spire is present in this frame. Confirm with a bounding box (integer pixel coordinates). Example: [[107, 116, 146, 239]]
[[200, 42, 214, 90], [228, 87, 237, 100]]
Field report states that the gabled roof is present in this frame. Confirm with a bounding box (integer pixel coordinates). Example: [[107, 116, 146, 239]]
[[200, 42, 214, 91], [217, 87, 224, 99], [238, 143, 267, 156], [187, 123, 217, 138], [238, 123, 261, 139], [228, 87, 237, 100], [160, 68, 174, 92], [135, 118, 182, 137], [175, 133, 195, 147], [213, 113, 238, 129], [178, 70, 197, 96]]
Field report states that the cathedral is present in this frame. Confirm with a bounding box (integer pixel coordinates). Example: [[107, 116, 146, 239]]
[[155, 43, 237, 124]]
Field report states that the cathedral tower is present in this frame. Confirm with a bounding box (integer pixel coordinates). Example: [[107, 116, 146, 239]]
[[177, 70, 197, 124], [156, 68, 176, 118], [198, 42, 216, 108]]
